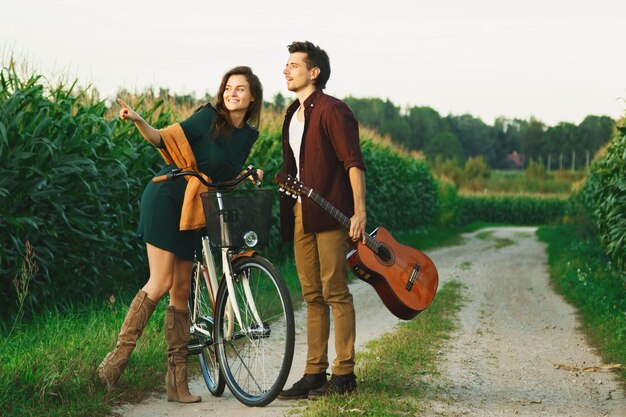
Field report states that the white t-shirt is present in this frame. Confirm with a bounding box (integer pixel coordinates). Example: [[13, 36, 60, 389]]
[[289, 106, 305, 177]]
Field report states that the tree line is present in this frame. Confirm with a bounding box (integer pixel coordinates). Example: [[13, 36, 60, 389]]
[[336, 97, 615, 170], [112, 90, 616, 173]]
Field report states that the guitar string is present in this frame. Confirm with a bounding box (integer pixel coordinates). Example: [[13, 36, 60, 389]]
[[315, 192, 422, 276]]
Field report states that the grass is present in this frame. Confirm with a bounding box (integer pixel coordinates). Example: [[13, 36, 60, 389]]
[[475, 231, 515, 249], [294, 280, 464, 417], [458, 169, 586, 195], [0, 260, 303, 417], [394, 221, 495, 251], [3, 221, 623, 416], [537, 224, 626, 383], [0, 297, 168, 417]]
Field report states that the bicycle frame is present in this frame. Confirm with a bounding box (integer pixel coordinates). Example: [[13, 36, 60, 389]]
[[190, 191, 266, 342], [157, 166, 294, 406], [175, 168, 263, 343], [189, 237, 220, 342]]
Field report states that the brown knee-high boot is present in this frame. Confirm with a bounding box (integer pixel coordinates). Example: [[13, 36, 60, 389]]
[[97, 290, 157, 391], [165, 306, 201, 403]]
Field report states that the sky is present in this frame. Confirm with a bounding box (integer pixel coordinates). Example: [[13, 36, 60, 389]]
[[2, 0, 625, 126]]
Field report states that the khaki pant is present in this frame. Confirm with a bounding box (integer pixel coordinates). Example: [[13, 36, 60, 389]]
[[293, 203, 356, 375]]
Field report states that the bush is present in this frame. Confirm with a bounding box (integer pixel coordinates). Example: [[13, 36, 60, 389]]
[[437, 180, 461, 226], [461, 156, 491, 192], [430, 156, 463, 185], [525, 160, 547, 179], [464, 156, 490, 180], [361, 139, 439, 231], [457, 194, 567, 225]]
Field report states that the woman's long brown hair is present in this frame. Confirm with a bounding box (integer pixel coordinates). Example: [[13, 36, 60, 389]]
[[201, 66, 263, 138]]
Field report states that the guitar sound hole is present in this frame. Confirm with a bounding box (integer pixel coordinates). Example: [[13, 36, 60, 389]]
[[376, 244, 394, 266]]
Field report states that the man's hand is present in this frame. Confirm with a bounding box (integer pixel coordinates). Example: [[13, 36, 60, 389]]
[[349, 211, 367, 243]]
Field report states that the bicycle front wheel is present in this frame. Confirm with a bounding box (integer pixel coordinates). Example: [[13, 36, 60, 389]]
[[190, 262, 225, 396], [214, 255, 295, 407]]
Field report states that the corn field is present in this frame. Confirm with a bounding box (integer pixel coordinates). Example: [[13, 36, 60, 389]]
[[581, 127, 626, 270], [0, 63, 175, 322]]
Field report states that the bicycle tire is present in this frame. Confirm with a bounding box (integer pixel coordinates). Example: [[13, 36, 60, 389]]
[[214, 255, 295, 407], [189, 262, 225, 396]]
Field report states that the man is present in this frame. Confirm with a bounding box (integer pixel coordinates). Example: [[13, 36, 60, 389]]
[[277, 41, 367, 399]]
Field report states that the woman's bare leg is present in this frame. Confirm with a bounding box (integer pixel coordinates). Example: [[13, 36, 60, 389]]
[[142, 243, 177, 302], [169, 257, 194, 309]]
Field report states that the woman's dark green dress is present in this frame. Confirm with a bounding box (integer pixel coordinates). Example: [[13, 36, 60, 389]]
[[136, 105, 259, 261]]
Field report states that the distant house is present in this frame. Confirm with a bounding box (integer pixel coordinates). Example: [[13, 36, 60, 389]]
[[506, 151, 523, 169]]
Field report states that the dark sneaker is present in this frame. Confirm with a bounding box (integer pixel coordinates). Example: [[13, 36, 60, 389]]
[[278, 373, 327, 400], [308, 372, 357, 399]]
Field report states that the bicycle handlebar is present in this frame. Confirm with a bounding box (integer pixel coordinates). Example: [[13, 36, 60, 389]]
[[152, 165, 260, 189]]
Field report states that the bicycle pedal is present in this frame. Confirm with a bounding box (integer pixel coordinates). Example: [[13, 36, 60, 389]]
[[188, 338, 205, 355]]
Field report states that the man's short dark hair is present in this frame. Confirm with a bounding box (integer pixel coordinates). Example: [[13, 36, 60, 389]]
[[287, 41, 331, 90]]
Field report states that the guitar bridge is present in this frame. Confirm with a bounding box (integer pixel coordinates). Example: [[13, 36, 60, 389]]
[[405, 264, 421, 292]]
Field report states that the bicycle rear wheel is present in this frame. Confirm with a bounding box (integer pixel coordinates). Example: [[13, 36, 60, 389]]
[[214, 255, 295, 407], [189, 262, 225, 396]]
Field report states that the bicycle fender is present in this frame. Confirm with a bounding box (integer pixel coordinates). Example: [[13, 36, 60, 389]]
[[231, 250, 256, 262]]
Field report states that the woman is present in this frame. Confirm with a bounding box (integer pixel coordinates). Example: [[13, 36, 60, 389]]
[[97, 66, 263, 403]]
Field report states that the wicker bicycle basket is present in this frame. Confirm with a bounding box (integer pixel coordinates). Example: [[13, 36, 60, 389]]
[[201, 189, 273, 248]]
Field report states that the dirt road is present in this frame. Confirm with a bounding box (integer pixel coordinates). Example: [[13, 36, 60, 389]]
[[115, 227, 626, 417]]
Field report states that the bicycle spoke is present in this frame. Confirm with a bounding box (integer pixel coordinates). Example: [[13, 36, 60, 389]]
[[224, 338, 265, 392], [215, 255, 295, 406], [190, 261, 225, 396]]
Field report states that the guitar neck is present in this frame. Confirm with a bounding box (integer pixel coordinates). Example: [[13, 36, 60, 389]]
[[306, 189, 378, 250], [307, 190, 350, 228]]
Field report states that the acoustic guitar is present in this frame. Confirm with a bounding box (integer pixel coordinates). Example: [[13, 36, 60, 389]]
[[275, 173, 439, 320]]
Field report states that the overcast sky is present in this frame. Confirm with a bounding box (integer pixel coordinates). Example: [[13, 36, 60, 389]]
[[2, 0, 625, 126]]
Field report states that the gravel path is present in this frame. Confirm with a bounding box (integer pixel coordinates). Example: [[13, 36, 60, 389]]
[[425, 227, 625, 417], [115, 226, 626, 417]]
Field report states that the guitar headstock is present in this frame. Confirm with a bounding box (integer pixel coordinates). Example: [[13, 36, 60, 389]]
[[274, 172, 310, 198]]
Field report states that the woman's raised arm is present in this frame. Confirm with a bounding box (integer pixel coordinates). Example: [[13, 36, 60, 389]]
[[118, 98, 162, 147]]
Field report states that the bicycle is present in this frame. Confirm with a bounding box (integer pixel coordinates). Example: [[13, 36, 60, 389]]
[[153, 166, 295, 407]]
